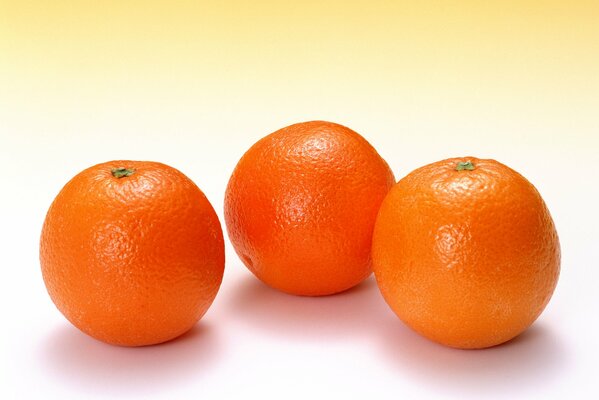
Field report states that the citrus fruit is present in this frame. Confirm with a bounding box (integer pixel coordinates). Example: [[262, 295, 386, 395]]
[[40, 161, 225, 346], [372, 157, 560, 349], [225, 121, 395, 296]]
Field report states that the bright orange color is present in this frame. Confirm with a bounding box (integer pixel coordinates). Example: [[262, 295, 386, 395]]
[[225, 121, 395, 296], [372, 157, 560, 349], [40, 161, 225, 346]]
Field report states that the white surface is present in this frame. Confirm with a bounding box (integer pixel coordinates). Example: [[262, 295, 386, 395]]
[[0, 124, 597, 399]]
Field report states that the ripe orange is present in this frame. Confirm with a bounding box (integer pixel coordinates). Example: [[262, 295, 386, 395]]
[[225, 121, 395, 296], [372, 157, 560, 349], [40, 161, 225, 346]]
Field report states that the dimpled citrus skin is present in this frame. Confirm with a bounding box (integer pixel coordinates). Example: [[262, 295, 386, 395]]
[[372, 157, 560, 349], [225, 121, 395, 296], [40, 161, 225, 346]]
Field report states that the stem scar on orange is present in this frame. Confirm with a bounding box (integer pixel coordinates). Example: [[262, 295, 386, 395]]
[[224, 121, 396, 296], [40, 161, 225, 346], [372, 157, 560, 349]]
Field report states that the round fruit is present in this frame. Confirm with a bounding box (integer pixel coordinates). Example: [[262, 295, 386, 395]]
[[40, 161, 225, 346], [225, 121, 395, 296], [372, 157, 560, 349]]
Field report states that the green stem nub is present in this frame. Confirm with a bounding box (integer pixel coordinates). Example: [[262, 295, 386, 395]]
[[111, 167, 136, 178], [456, 161, 475, 171]]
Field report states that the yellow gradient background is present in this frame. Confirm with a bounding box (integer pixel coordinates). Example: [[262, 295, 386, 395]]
[[2, 1, 597, 155], [2, 0, 598, 276], [2, 0, 597, 232], [1, 2, 599, 398]]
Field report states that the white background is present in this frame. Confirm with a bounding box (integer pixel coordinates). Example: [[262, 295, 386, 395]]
[[1, 120, 597, 399]]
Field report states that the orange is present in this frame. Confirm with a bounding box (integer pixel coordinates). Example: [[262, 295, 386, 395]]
[[372, 157, 560, 349], [224, 121, 395, 296], [40, 161, 225, 346]]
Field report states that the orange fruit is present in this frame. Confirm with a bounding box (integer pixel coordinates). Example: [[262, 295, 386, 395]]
[[40, 161, 225, 346], [225, 121, 395, 296], [372, 157, 560, 349]]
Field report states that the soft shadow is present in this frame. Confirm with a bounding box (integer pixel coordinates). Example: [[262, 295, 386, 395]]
[[226, 274, 389, 341], [39, 323, 222, 396], [379, 318, 569, 397]]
